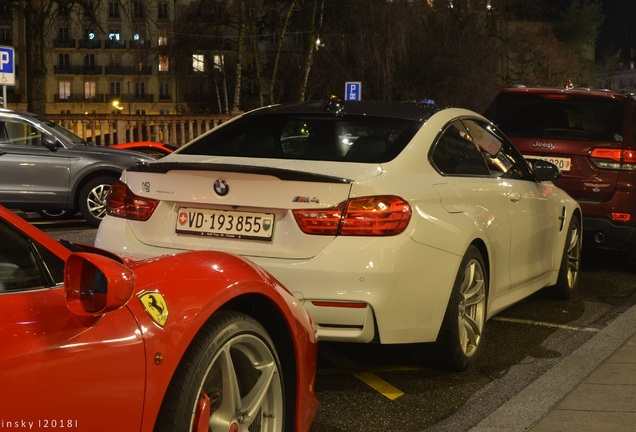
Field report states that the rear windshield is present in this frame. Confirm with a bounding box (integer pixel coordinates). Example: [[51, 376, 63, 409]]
[[488, 94, 624, 142], [179, 114, 422, 163]]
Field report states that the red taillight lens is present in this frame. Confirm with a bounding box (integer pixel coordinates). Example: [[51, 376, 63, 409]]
[[590, 148, 636, 169], [106, 180, 159, 221], [293, 195, 411, 236], [611, 212, 631, 222]]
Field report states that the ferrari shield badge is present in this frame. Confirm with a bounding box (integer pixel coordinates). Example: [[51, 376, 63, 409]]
[[138, 291, 168, 327]]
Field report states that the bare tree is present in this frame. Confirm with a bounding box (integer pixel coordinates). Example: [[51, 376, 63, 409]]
[[0, 0, 65, 113]]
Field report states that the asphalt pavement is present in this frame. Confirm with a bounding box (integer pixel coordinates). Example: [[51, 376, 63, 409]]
[[470, 302, 636, 432]]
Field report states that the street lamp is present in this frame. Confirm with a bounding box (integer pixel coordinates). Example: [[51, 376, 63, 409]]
[[112, 100, 124, 112]]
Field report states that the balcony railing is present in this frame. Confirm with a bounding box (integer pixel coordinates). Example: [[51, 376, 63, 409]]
[[105, 65, 152, 75], [55, 94, 112, 103], [105, 39, 127, 49], [46, 113, 232, 147], [54, 39, 76, 48], [79, 39, 102, 49], [54, 65, 103, 75], [130, 40, 151, 49]]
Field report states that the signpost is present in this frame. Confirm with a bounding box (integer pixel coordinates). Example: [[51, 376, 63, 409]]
[[345, 81, 361, 101], [0, 46, 15, 108]]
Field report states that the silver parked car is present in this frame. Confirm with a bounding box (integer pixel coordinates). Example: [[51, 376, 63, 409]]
[[0, 109, 154, 226]]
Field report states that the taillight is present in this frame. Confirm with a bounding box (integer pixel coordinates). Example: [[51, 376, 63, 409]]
[[293, 195, 411, 236], [106, 180, 159, 221], [590, 148, 636, 170]]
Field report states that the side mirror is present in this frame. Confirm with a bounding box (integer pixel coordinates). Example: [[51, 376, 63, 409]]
[[41, 134, 58, 151], [64, 252, 135, 320], [529, 159, 561, 181]]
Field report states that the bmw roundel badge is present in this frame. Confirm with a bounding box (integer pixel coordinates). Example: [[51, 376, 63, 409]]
[[213, 178, 229, 196]]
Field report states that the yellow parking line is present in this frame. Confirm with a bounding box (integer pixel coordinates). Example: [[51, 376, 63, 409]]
[[319, 346, 406, 400]]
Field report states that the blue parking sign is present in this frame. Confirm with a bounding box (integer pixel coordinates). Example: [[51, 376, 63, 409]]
[[345, 82, 361, 101], [0, 46, 15, 86]]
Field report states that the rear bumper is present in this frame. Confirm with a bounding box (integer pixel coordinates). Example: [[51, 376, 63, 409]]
[[582, 217, 636, 251], [96, 216, 461, 344]]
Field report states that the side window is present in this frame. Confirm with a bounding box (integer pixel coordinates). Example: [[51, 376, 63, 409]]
[[4, 120, 42, 146], [430, 121, 491, 176], [0, 220, 57, 292], [462, 119, 532, 180]]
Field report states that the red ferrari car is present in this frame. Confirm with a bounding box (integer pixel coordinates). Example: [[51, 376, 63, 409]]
[[0, 205, 317, 431], [110, 141, 176, 158]]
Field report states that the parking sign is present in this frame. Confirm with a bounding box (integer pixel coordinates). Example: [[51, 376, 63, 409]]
[[345, 82, 361, 101], [0, 46, 15, 86]]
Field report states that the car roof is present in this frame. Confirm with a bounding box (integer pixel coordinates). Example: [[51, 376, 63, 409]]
[[0, 107, 44, 119], [245, 99, 440, 122], [497, 85, 635, 100]]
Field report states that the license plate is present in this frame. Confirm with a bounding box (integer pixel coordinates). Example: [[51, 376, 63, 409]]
[[525, 155, 571, 172], [176, 208, 274, 240]]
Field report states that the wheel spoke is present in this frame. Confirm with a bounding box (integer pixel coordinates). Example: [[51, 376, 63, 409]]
[[460, 313, 479, 348], [209, 344, 241, 429], [240, 356, 277, 424]]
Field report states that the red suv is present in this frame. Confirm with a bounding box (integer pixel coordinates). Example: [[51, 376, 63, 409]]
[[486, 86, 636, 263]]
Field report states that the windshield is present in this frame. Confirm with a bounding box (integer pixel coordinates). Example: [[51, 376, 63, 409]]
[[180, 113, 422, 163], [33, 114, 88, 145], [489, 94, 624, 142]]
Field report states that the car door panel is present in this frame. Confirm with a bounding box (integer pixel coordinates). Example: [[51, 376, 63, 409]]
[[0, 287, 146, 429], [0, 144, 71, 207]]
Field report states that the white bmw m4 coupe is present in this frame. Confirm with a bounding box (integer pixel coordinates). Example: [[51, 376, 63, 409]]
[[95, 99, 582, 370]]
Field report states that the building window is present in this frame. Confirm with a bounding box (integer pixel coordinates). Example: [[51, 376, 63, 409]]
[[58, 3, 70, 17], [109, 81, 121, 97], [60, 110, 71, 115], [84, 81, 96, 100], [58, 27, 69, 42], [158, 31, 168, 46], [158, 2, 169, 19], [59, 81, 71, 100], [159, 109, 170, 115], [158, 55, 169, 72], [108, 1, 120, 18], [135, 82, 146, 98], [0, 27, 11, 44], [108, 55, 122, 75], [85, 28, 96, 41], [108, 30, 121, 42], [133, 1, 144, 18], [193, 54, 205, 72], [84, 53, 95, 68], [59, 53, 69, 67], [159, 81, 170, 99], [84, 1, 95, 18], [213, 54, 224, 71], [135, 109, 146, 115]]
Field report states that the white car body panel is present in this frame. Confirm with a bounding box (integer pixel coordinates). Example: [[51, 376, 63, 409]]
[[96, 105, 580, 344]]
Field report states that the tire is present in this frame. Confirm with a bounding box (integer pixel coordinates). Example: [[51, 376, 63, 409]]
[[154, 310, 285, 432], [546, 217, 581, 300], [436, 245, 487, 371], [37, 209, 77, 220], [78, 176, 116, 227]]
